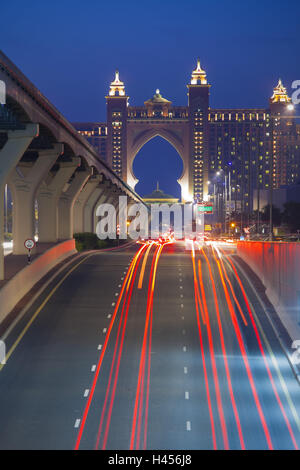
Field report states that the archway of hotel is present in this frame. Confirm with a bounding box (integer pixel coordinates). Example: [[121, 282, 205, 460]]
[[132, 136, 184, 201]]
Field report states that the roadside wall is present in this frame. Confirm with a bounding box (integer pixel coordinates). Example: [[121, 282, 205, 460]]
[[237, 241, 300, 326], [0, 240, 76, 325]]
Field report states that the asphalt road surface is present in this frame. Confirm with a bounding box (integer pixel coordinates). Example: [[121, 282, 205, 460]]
[[0, 239, 300, 450]]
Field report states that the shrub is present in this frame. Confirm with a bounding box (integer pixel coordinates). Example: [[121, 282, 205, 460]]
[[74, 232, 103, 251], [74, 233, 129, 251]]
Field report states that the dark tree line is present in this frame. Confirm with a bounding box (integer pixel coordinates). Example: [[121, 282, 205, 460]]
[[260, 202, 300, 232]]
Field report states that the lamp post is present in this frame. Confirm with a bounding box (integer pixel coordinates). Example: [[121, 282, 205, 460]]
[[216, 171, 225, 233], [217, 164, 232, 235], [4, 184, 8, 236], [226, 163, 232, 234]]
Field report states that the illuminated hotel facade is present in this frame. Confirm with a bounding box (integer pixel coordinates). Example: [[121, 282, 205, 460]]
[[73, 62, 300, 211]]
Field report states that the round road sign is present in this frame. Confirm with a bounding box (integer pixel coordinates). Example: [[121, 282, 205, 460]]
[[24, 238, 36, 250]]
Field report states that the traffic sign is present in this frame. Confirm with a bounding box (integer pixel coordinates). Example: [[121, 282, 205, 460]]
[[24, 238, 36, 250], [197, 203, 213, 214]]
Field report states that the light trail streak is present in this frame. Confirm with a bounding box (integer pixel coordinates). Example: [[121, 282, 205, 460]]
[[141, 241, 174, 449], [201, 248, 245, 449], [101, 248, 144, 449], [130, 243, 162, 450], [74, 243, 148, 450], [143, 300, 153, 450], [211, 247, 273, 450], [130, 239, 171, 450], [211, 247, 248, 327], [220, 249, 299, 449], [197, 256, 229, 449], [94, 246, 144, 449], [138, 241, 154, 289], [191, 241, 217, 450]]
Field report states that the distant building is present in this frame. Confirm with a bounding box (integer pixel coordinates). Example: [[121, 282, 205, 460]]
[[143, 183, 179, 205], [73, 63, 300, 214], [72, 122, 107, 162]]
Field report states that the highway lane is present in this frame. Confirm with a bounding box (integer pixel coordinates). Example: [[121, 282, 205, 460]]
[[0, 239, 300, 449], [0, 246, 138, 449]]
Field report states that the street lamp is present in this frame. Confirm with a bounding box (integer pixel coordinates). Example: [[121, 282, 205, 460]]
[[217, 164, 232, 234], [4, 184, 8, 236]]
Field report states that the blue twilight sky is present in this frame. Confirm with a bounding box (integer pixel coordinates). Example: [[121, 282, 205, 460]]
[[1, 0, 300, 197]]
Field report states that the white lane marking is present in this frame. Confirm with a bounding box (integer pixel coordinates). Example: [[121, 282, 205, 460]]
[[74, 419, 81, 428], [103, 328, 107, 333], [181, 304, 184, 308], [107, 314, 112, 318], [84, 389, 89, 398], [183, 346, 187, 352], [115, 293, 119, 297], [182, 329, 186, 335], [180, 286, 183, 290], [185, 391, 190, 400], [91, 365, 96, 372], [180, 294, 184, 298], [182, 316, 185, 320], [118, 284, 121, 288], [121, 277, 124, 280], [112, 302, 116, 307], [184, 366, 188, 374], [98, 344, 102, 350], [186, 421, 191, 431]]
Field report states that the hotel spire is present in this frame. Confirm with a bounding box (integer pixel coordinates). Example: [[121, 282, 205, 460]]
[[109, 70, 126, 96], [270, 78, 291, 104], [190, 59, 207, 85]]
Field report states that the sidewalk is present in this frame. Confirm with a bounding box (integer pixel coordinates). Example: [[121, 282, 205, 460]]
[[0, 242, 59, 288]]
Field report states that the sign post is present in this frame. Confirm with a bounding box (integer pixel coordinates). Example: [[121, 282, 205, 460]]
[[24, 238, 36, 264]]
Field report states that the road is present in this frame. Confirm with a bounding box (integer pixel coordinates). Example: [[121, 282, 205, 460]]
[[0, 239, 300, 449]]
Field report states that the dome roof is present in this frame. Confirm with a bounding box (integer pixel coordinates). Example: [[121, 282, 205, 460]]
[[144, 89, 172, 105], [143, 183, 178, 201]]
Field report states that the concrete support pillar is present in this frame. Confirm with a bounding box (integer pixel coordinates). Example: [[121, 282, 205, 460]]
[[83, 186, 106, 233], [114, 193, 122, 223], [0, 124, 39, 279], [73, 176, 101, 234], [93, 192, 120, 238], [92, 189, 113, 233], [8, 143, 63, 254], [37, 158, 80, 243], [58, 168, 92, 240], [93, 189, 119, 231]]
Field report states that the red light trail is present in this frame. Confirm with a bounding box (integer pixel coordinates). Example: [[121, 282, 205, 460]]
[[211, 245, 273, 450], [201, 248, 245, 449]]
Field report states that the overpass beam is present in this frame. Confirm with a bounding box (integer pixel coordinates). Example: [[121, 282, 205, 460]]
[[37, 158, 80, 243], [8, 144, 64, 254], [58, 168, 92, 240], [0, 124, 39, 279]]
